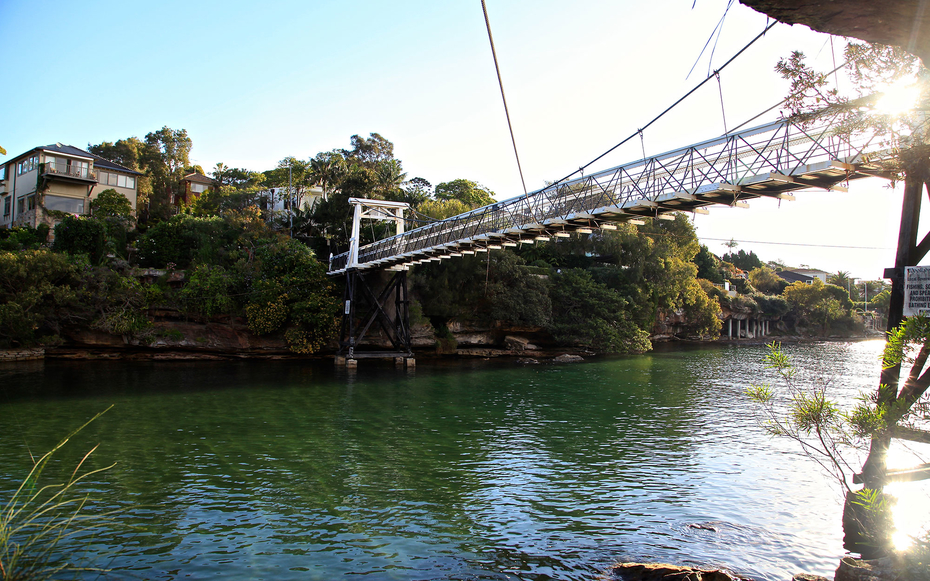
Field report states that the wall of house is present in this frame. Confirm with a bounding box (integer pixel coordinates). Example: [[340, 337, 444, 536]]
[[90, 178, 138, 211]]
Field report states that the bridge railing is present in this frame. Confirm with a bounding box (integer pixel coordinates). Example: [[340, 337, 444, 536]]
[[329, 115, 880, 273]]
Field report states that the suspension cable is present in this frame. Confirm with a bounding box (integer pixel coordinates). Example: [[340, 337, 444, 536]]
[[544, 19, 777, 192], [481, 0, 528, 195]]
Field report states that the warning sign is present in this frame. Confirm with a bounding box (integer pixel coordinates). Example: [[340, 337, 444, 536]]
[[904, 266, 930, 316]]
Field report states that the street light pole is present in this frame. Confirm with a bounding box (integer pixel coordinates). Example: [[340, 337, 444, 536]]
[[288, 162, 293, 238]]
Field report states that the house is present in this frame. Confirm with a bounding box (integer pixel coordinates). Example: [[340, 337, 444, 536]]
[[178, 172, 214, 207], [0, 143, 142, 230], [776, 269, 829, 285], [258, 185, 325, 215]]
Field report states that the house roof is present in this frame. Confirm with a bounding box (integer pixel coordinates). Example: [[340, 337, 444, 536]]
[[182, 172, 213, 185], [45, 144, 144, 176], [5, 142, 144, 176], [777, 271, 814, 284]]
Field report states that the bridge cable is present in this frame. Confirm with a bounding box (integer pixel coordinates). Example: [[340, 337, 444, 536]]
[[727, 50, 870, 134], [687, 0, 736, 80], [715, 71, 728, 134], [545, 20, 777, 192], [481, 0, 528, 195]]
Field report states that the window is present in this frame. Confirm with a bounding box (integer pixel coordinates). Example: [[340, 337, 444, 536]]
[[3, 197, 10, 218], [27, 195, 35, 210], [0, 166, 6, 181], [44, 194, 84, 215], [191, 183, 208, 193], [17, 155, 40, 175], [100, 172, 136, 189], [17, 197, 24, 214]]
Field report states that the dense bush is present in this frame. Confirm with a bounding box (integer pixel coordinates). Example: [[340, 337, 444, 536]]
[[548, 268, 651, 354], [245, 238, 340, 354], [180, 264, 243, 318], [0, 224, 50, 251], [0, 250, 84, 347], [135, 215, 240, 268], [53, 216, 107, 264]]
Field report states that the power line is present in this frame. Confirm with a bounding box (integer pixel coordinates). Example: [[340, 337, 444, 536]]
[[698, 236, 892, 250]]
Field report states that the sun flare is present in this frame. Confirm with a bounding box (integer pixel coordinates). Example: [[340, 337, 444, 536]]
[[875, 80, 921, 115]]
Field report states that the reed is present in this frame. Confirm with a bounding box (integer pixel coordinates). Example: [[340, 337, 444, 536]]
[[1, 406, 117, 580]]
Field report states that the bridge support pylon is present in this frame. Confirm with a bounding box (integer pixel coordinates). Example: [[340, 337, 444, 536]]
[[337, 268, 414, 364]]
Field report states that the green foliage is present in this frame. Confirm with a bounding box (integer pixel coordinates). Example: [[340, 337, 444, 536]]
[[783, 278, 857, 333], [90, 189, 133, 220], [0, 251, 84, 347], [82, 266, 152, 336], [179, 264, 242, 318], [749, 266, 788, 295], [548, 268, 651, 354], [0, 408, 118, 580], [0, 225, 49, 251], [135, 215, 240, 268], [680, 278, 722, 338], [870, 289, 891, 313], [413, 251, 550, 327], [434, 179, 495, 207], [747, 341, 864, 490], [417, 198, 472, 220], [694, 245, 724, 284], [52, 216, 107, 264], [244, 238, 340, 354], [750, 293, 790, 318], [722, 249, 764, 272]]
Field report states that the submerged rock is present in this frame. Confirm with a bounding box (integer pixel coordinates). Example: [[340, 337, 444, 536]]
[[553, 354, 584, 363], [835, 556, 905, 581], [608, 562, 752, 581]]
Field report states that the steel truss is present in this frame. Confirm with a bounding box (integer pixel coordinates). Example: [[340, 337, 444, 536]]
[[339, 269, 413, 359], [328, 114, 891, 275]]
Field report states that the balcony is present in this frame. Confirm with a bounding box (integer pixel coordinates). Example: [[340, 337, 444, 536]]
[[42, 162, 96, 182]]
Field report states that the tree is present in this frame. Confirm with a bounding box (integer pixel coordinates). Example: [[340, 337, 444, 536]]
[[548, 269, 651, 354], [341, 133, 394, 166], [783, 279, 850, 334], [747, 342, 896, 557], [401, 177, 433, 207], [694, 244, 724, 284], [142, 127, 193, 221], [722, 249, 764, 272], [90, 189, 133, 221], [749, 266, 788, 295], [434, 179, 495, 207]]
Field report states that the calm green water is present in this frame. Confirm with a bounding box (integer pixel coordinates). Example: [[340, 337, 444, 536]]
[[1, 341, 925, 580]]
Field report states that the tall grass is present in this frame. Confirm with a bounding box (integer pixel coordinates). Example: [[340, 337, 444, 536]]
[[1, 406, 116, 580]]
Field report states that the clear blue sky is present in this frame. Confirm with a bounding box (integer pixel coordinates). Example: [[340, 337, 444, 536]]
[[2, 0, 922, 280]]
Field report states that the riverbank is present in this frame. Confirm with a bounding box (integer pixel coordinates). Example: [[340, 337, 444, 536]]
[[8, 326, 881, 362]]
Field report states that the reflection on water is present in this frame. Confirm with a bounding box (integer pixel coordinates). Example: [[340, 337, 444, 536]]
[[0, 341, 924, 580]]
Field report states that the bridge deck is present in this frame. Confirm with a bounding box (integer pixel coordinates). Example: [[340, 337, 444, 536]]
[[328, 116, 889, 275]]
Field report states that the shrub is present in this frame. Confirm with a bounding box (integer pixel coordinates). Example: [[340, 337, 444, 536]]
[[180, 264, 242, 318], [548, 268, 651, 354], [53, 216, 107, 264], [135, 215, 239, 268], [90, 188, 133, 220], [0, 224, 50, 250]]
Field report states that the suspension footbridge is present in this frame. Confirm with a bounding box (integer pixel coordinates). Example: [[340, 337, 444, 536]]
[[328, 113, 892, 362], [328, 116, 889, 276]]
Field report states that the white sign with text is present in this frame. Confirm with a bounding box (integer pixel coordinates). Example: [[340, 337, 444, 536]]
[[904, 266, 930, 316]]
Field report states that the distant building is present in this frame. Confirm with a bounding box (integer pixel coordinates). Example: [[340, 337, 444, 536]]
[[258, 185, 325, 215], [0, 143, 141, 230], [777, 269, 829, 285], [178, 172, 214, 207]]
